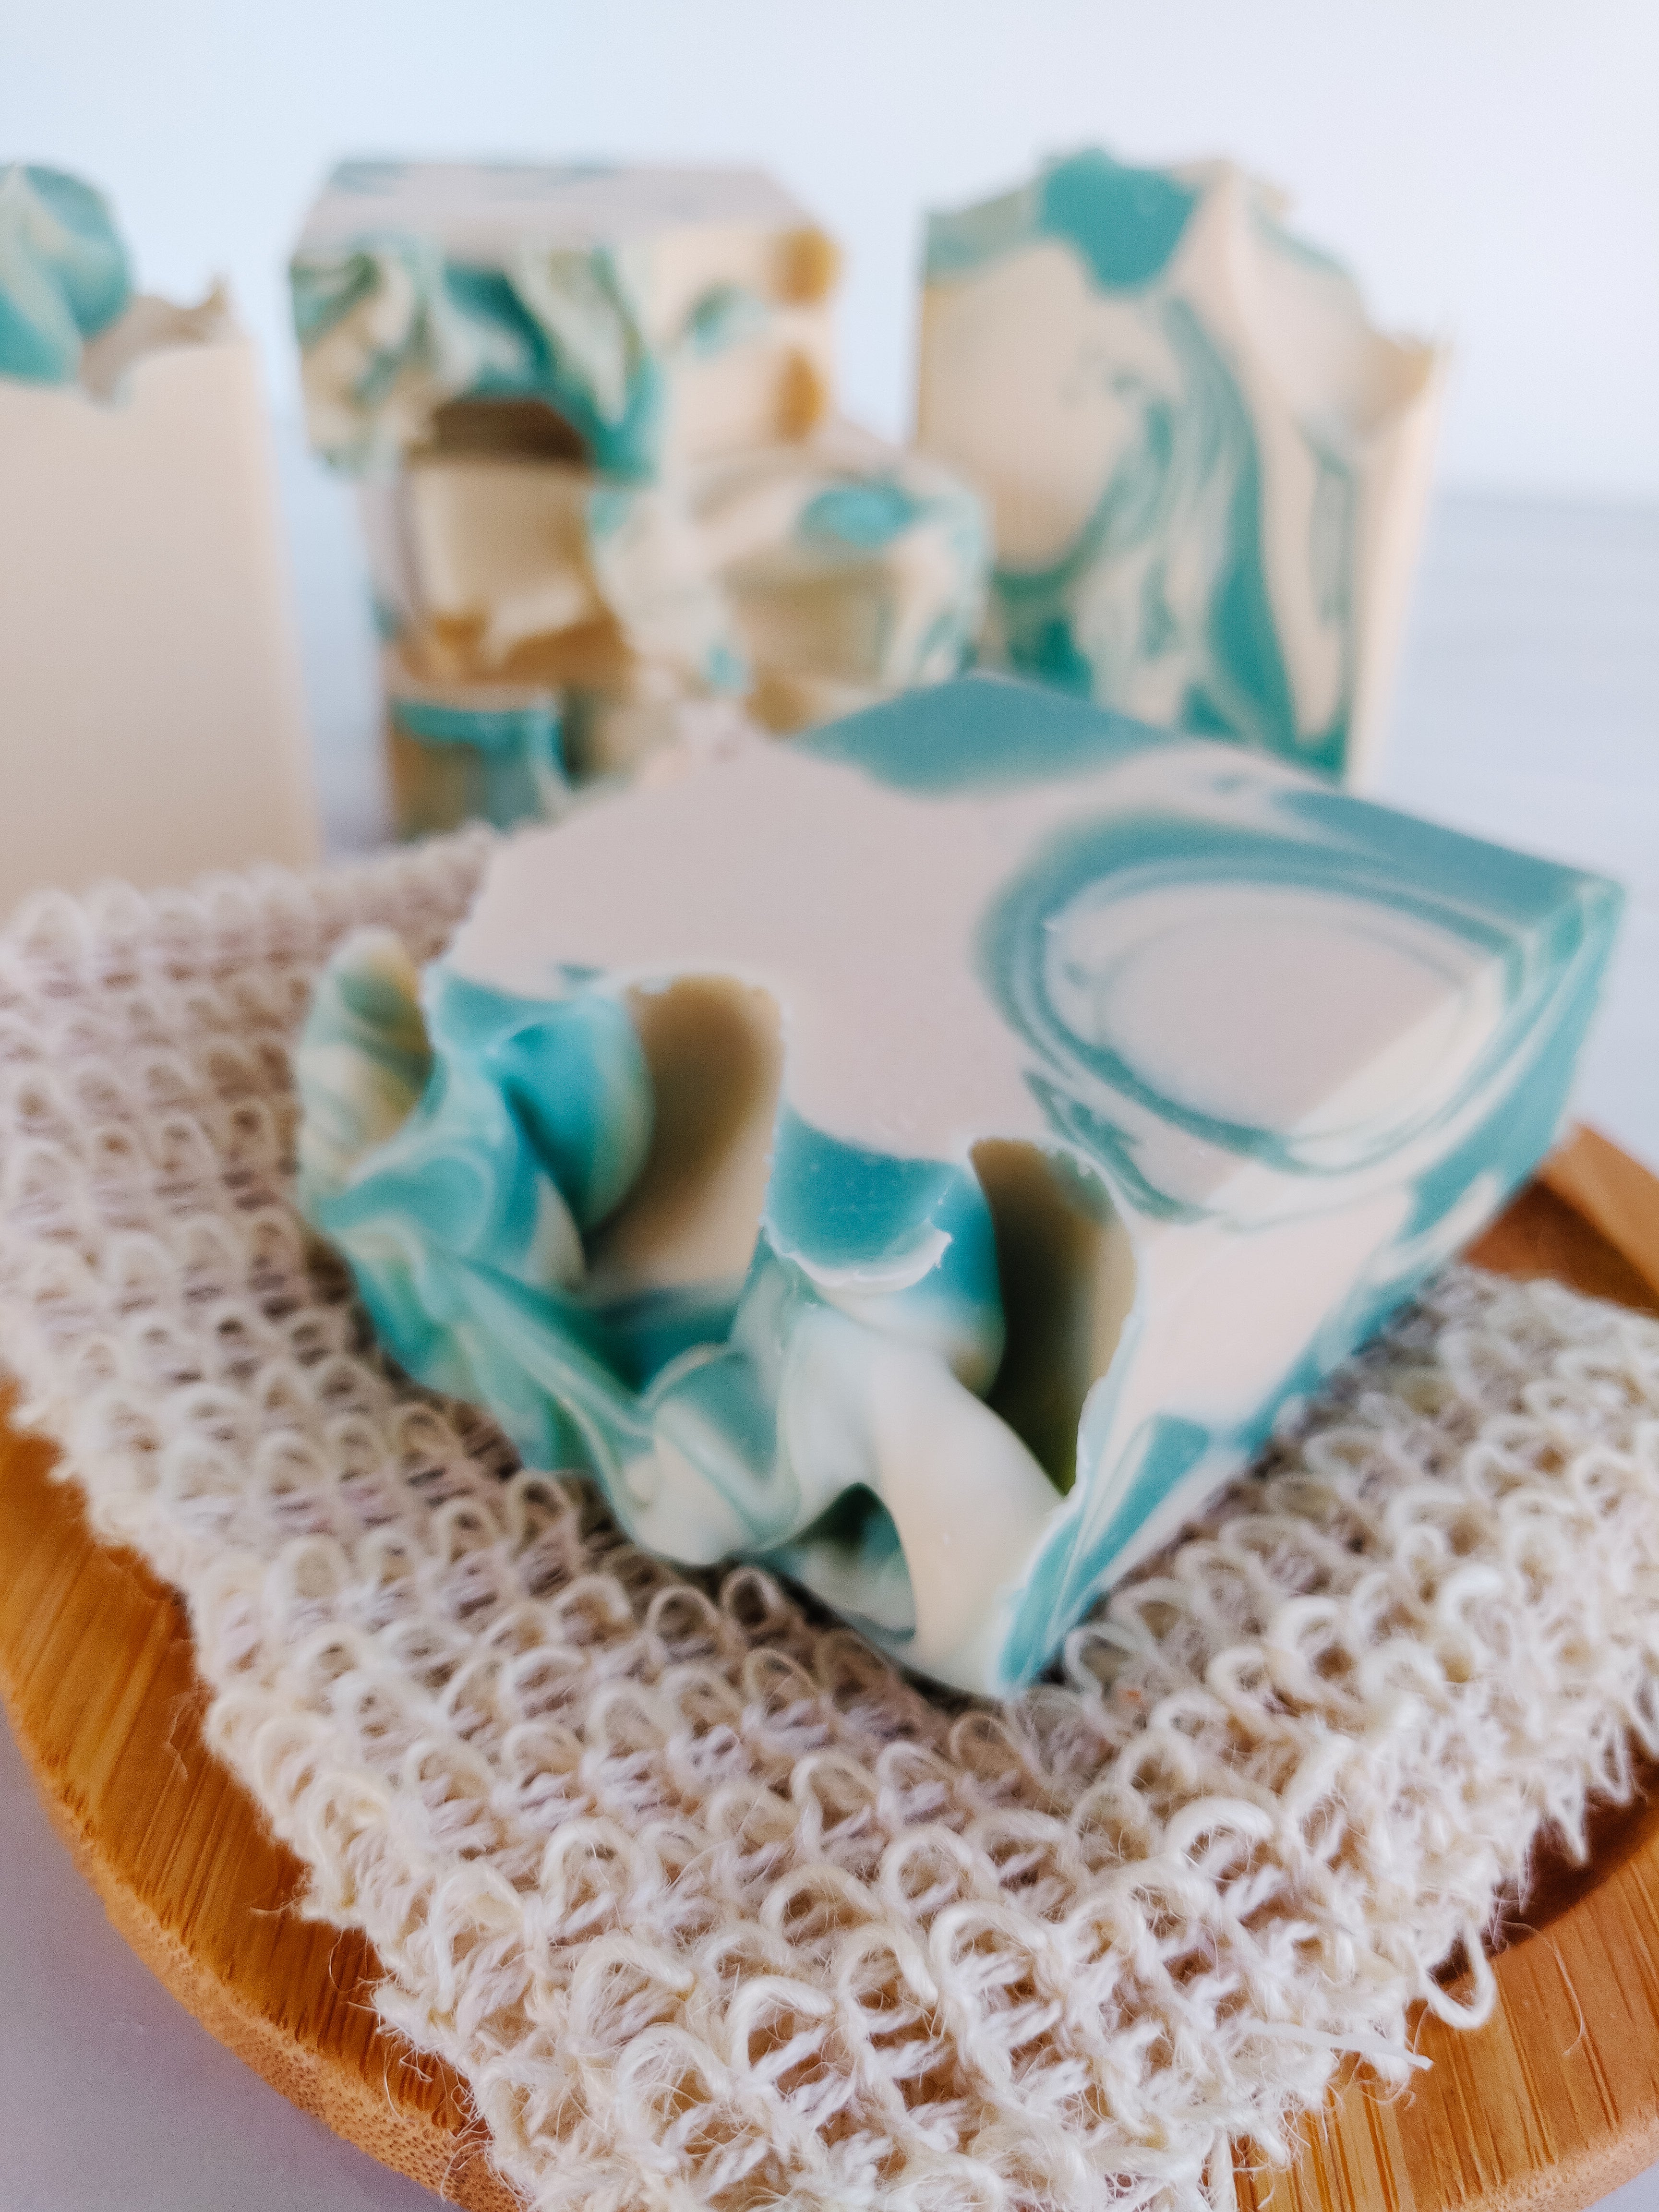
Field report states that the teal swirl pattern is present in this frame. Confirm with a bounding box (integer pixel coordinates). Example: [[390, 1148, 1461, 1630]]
[[922, 148, 1416, 781], [971, 788, 1621, 1678], [388, 691, 568, 832], [0, 165, 131, 385], [791, 461, 989, 687]]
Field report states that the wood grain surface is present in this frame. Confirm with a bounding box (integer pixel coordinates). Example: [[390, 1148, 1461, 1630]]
[[1, 1125, 1656, 2212], [0, 1412, 517, 2206]]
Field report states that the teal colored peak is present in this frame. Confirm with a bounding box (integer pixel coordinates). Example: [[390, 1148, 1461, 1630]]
[[926, 148, 1198, 295], [1038, 149, 1199, 292], [0, 163, 132, 384]]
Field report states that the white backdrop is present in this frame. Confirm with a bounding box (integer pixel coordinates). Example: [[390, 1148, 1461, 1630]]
[[4, 0, 1656, 501]]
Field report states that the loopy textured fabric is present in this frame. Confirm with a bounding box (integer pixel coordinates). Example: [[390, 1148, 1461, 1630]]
[[1, 838, 1657, 2212]]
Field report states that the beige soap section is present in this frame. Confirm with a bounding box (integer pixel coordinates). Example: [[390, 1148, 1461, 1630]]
[[0, 326, 318, 912]]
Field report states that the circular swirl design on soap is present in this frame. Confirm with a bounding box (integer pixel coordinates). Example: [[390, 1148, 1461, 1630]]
[[980, 801, 1539, 1214]]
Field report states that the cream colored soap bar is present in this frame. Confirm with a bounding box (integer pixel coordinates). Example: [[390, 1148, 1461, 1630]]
[[0, 307, 318, 912], [291, 160, 839, 479], [918, 149, 1444, 785]]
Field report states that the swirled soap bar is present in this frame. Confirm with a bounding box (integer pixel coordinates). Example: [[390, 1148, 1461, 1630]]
[[291, 160, 838, 477], [366, 424, 987, 777], [917, 150, 1445, 785], [365, 453, 747, 689], [694, 424, 989, 733], [296, 675, 1619, 1694]]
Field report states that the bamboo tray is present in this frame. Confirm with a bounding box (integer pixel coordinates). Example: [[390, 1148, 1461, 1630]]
[[2, 1125, 1658, 2212]]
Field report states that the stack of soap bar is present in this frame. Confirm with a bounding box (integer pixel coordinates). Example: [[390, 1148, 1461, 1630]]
[[290, 160, 988, 831], [295, 674, 1620, 1695], [0, 166, 317, 911], [916, 149, 1445, 786]]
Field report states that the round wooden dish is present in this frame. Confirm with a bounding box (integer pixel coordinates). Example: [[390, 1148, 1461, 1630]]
[[2, 1126, 1658, 2212]]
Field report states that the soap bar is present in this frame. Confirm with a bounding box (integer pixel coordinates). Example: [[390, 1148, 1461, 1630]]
[[364, 457, 746, 831], [0, 167, 317, 911], [917, 150, 1445, 785], [380, 640, 568, 838], [366, 425, 987, 754], [362, 457, 746, 693], [291, 160, 839, 478], [693, 425, 989, 732], [295, 675, 1619, 1693]]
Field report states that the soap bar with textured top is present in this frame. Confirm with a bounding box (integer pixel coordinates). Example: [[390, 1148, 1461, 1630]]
[[917, 150, 1444, 786], [694, 424, 988, 733], [291, 160, 839, 478], [365, 424, 987, 749], [296, 675, 1618, 1693], [362, 454, 746, 691], [0, 165, 318, 909]]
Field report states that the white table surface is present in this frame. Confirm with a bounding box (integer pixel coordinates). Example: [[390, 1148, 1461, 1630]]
[[1, 438, 1655, 2208]]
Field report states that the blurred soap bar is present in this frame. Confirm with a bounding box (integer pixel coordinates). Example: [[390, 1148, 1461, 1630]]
[[0, 166, 317, 912], [917, 150, 1445, 784], [362, 454, 746, 832], [364, 423, 989, 809], [363, 457, 745, 691], [692, 425, 988, 732], [294, 674, 1620, 1694], [291, 160, 839, 478], [380, 644, 568, 839]]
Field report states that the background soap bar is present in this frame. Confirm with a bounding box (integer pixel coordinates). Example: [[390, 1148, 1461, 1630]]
[[366, 455, 745, 691], [693, 424, 989, 733], [372, 425, 987, 710], [917, 150, 1445, 786], [295, 676, 1618, 1694], [0, 314, 318, 912], [291, 160, 840, 478]]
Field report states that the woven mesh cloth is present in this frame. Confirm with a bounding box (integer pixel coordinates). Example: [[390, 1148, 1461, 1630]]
[[2, 840, 1659, 2212]]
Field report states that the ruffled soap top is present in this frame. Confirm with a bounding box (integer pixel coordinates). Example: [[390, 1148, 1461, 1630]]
[[0, 164, 132, 384]]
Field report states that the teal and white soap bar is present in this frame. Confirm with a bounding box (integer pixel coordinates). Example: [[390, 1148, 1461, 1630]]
[[694, 423, 989, 732], [917, 150, 1445, 785], [0, 165, 319, 907], [367, 454, 745, 690], [291, 160, 839, 478], [296, 675, 1619, 1694], [362, 423, 989, 770]]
